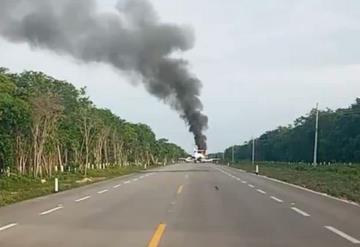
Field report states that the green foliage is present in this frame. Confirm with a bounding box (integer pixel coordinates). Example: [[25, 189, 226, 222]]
[[0, 68, 185, 176], [225, 99, 360, 163], [0, 165, 143, 206]]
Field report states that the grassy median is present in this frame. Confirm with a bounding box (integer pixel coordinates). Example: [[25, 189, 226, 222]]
[[0, 165, 144, 207], [230, 162, 360, 203]]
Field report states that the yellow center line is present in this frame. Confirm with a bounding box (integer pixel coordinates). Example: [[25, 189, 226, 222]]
[[177, 185, 183, 194], [148, 223, 166, 247]]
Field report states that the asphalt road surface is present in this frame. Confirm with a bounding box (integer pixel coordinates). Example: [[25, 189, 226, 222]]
[[1, 163, 359, 247]]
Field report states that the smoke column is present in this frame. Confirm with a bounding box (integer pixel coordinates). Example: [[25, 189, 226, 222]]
[[0, 0, 208, 149]]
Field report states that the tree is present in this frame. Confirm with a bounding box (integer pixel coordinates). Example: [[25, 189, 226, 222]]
[[225, 99, 360, 163]]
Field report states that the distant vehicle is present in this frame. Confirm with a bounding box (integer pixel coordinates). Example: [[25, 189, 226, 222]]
[[179, 148, 220, 163]]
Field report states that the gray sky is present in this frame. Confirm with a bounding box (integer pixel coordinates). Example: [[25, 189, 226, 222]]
[[1, 0, 360, 153]]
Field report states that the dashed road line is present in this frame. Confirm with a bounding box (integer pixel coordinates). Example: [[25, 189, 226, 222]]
[[253, 173, 360, 207], [0, 223, 18, 232], [256, 189, 266, 194], [291, 207, 310, 217], [113, 184, 121, 188], [97, 189, 109, 194], [248, 184, 255, 188], [177, 185, 183, 194], [270, 196, 283, 203], [148, 223, 166, 247], [75, 196, 91, 202], [124, 180, 131, 184], [324, 226, 360, 244], [39, 205, 63, 215], [242, 181, 247, 184], [139, 175, 145, 179], [132, 178, 139, 182]]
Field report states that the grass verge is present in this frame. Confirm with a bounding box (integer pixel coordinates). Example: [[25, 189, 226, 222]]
[[230, 162, 360, 203], [0, 165, 145, 207]]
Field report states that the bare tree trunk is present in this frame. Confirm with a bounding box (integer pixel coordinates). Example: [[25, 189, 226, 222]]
[[57, 145, 62, 168], [64, 148, 68, 168]]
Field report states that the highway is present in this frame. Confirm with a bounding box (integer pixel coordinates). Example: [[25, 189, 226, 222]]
[[0, 163, 359, 246]]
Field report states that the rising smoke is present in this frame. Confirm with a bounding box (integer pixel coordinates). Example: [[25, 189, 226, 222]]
[[0, 0, 208, 149]]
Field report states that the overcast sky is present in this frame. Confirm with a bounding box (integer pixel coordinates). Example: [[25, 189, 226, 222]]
[[1, 0, 360, 153]]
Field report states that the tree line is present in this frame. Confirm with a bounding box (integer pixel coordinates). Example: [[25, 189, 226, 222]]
[[0, 68, 186, 177], [224, 99, 360, 163]]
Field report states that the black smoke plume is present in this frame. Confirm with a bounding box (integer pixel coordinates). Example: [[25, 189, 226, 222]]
[[0, 0, 208, 149]]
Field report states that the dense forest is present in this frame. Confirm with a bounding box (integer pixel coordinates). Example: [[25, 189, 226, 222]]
[[224, 99, 360, 163], [0, 68, 186, 177]]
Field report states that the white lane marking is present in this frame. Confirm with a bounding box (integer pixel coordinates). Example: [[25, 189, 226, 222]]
[[256, 189, 266, 194], [113, 184, 121, 188], [97, 189, 109, 194], [75, 196, 91, 202], [257, 174, 360, 207], [270, 196, 283, 203], [124, 180, 131, 184], [235, 177, 241, 181], [139, 175, 145, 179], [325, 226, 360, 244], [132, 178, 139, 182], [0, 223, 18, 232], [223, 166, 359, 207], [248, 184, 255, 188], [225, 165, 359, 208], [242, 181, 247, 184], [291, 207, 310, 217], [185, 174, 189, 179], [39, 206, 63, 215]]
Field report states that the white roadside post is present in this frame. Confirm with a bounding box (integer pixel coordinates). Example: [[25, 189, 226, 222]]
[[252, 138, 258, 175], [313, 103, 319, 166], [54, 178, 59, 193]]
